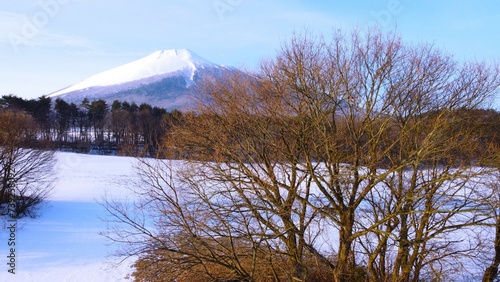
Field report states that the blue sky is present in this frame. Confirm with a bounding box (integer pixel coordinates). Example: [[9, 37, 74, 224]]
[[1, 0, 499, 107]]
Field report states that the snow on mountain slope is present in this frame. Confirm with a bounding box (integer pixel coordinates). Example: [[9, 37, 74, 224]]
[[46, 49, 236, 110], [50, 49, 217, 97]]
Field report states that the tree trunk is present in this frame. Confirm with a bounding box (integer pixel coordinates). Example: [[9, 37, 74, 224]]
[[483, 215, 500, 282], [334, 211, 355, 282]]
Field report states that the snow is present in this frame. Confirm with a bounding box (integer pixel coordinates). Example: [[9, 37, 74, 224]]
[[0, 152, 140, 282], [49, 49, 217, 97]]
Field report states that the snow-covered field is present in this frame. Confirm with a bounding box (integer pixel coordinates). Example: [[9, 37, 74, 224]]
[[0, 152, 140, 282], [0, 152, 496, 281]]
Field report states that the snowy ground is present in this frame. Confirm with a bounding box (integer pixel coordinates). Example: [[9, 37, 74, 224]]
[[0, 152, 139, 282], [0, 152, 495, 281]]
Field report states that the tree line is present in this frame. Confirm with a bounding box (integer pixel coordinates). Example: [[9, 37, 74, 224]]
[[0, 95, 184, 155]]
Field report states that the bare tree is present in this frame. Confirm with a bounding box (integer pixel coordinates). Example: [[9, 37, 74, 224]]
[[103, 28, 500, 282], [0, 110, 55, 218], [350, 47, 500, 281], [253, 29, 499, 281], [103, 157, 328, 281]]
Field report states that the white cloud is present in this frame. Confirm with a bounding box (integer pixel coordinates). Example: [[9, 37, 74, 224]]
[[0, 11, 26, 41], [35, 31, 97, 49], [0, 10, 96, 52]]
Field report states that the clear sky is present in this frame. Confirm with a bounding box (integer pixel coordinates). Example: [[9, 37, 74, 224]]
[[1, 0, 499, 107]]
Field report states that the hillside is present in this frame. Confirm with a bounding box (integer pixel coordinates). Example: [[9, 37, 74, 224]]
[[48, 49, 233, 110]]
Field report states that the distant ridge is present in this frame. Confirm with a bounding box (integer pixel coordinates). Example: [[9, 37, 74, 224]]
[[48, 49, 233, 110]]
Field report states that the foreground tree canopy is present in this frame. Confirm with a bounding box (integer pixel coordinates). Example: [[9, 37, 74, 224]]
[[104, 29, 500, 282]]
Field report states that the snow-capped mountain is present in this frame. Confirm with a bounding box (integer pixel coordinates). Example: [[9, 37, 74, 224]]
[[49, 49, 232, 110]]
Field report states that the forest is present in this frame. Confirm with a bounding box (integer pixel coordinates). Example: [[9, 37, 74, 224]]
[[0, 94, 183, 156]]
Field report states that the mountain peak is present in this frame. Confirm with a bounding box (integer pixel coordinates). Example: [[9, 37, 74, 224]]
[[49, 49, 216, 97], [46, 49, 235, 110], [148, 49, 216, 68]]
